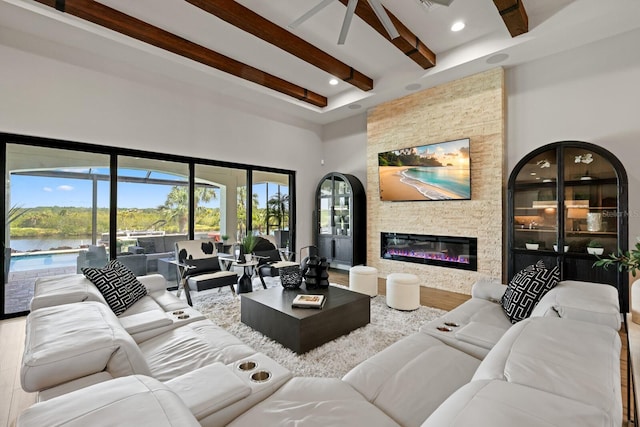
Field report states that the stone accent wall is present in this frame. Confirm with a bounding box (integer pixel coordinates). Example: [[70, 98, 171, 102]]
[[367, 68, 505, 295]]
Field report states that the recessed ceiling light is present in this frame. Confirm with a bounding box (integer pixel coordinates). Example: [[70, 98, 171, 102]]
[[329, 78, 339, 86], [451, 21, 465, 32]]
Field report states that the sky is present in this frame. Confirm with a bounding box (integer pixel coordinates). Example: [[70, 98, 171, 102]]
[[9, 172, 285, 209]]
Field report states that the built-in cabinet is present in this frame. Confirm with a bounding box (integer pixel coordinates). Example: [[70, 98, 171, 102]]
[[315, 172, 365, 268], [508, 141, 629, 311]]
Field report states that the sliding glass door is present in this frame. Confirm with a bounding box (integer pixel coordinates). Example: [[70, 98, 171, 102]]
[[252, 171, 291, 248], [1, 135, 295, 318], [4, 144, 110, 315]]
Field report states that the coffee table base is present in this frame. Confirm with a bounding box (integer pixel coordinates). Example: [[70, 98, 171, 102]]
[[241, 285, 370, 354]]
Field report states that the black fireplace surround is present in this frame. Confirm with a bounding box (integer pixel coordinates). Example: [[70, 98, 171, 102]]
[[381, 232, 477, 271]]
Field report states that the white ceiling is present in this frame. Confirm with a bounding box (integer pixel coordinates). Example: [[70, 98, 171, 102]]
[[1, 0, 640, 125]]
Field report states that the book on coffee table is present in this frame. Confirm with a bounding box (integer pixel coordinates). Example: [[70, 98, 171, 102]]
[[292, 294, 325, 309]]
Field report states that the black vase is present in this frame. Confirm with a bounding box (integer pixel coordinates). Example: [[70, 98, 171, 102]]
[[304, 256, 320, 289], [317, 257, 330, 288]]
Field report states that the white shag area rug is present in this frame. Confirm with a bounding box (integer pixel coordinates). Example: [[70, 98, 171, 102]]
[[192, 283, 446, 378]]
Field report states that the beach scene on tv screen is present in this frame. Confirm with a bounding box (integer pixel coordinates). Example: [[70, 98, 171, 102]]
[[378, 138, 471, 201]]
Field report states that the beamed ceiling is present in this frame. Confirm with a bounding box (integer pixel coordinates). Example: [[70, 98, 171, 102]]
[[1, 0, 640, 125]]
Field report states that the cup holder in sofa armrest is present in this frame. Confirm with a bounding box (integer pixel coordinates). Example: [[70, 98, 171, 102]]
[[250, 371, 272, 383], [454, 322, 509, 350], [165, 363, 251, 420], [118, 311, 173, 335]]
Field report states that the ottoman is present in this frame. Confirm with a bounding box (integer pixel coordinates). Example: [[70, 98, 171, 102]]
[[386, 273, 420, 310], [349, 265, 379, 297]]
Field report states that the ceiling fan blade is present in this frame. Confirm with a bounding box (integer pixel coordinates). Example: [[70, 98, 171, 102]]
[[338, 0, 359, 45], [289, 0, 335, 29], [367, 0, 399, 40]]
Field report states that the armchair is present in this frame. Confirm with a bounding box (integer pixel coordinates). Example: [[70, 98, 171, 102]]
[[253, 237, 298, 289]]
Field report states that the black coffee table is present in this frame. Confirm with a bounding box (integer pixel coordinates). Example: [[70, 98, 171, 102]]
[[240, 284, 370, 354]]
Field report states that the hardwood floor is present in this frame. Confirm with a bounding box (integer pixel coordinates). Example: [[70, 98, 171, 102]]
[[0, 270, 631, 426]]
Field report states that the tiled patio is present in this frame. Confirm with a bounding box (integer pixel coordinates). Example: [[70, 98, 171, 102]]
[[4, 266, 76, 314]]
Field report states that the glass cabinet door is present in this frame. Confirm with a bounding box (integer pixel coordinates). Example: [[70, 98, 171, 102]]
[[563, 147, 618, 255], [513, 149, 558, 252]]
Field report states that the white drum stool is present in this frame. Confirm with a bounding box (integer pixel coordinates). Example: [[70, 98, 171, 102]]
[[386, 273, 420, 311], [349, 265, 378, 297]]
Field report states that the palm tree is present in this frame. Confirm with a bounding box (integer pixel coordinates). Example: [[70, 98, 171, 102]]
[[266, 192, 289, 231], [161, 186, 217, 233], [236, 186, 260, 237]]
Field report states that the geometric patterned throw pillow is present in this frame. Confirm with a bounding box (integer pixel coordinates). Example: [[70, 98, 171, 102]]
[[501, 260, 560, 324], [82, 259, 147, 316]]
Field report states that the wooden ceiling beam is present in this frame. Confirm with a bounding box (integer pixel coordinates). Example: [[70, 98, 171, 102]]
[[338, 0, 436, 69], [33, 0, 328, 107], [185, 0, 373, 91], [493, 0, 528, 37]]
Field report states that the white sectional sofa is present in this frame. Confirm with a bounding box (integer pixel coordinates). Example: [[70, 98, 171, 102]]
[[18, 272, 623, 426]]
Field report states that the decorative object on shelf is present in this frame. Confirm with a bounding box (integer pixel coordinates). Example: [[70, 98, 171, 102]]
[[553, 244, 569, 252], [574, 153, 594, 164], [567, 207, 589, 231], [525, 241, 539, 250], [280, 265, 303, 289], [536, 159, 551, 168], [586, 240, 604, 255], [587, 212, 603, 232]]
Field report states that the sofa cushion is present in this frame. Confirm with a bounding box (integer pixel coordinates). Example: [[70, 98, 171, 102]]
[[343, 333, 480, 427], [185, 256, 221, 275], [18, 375, 201, 427], [531, 280, 621, 330], [501, 261, 559, 323], [422, 379, 613, 427], [420, 298, 513, 359], [227, 377, 400, 427], [82, 260, 148, 316], [138, 319, 255, 382], [21, 301, 151, 392], [31, 273, 109, 311], [472, 316, 621, 426]]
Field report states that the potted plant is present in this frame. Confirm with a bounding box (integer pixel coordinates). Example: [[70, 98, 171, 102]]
[[525, 240, 539, 250], [594, 240, 640, 276], [241, 234, 258, 262], [221, 234, 229, 243], [594, 239, 640, 323], [587, 240, 604, 255]]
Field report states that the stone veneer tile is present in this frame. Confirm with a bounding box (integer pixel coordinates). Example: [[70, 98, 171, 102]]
[[367, 68, 505, 295]]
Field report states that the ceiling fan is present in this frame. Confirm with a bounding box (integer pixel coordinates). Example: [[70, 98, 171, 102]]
[[287, 0, 391, 45], [290, 0, 455, 45]]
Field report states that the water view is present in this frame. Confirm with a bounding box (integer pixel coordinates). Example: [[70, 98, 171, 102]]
[[8, 237, 93, 252]]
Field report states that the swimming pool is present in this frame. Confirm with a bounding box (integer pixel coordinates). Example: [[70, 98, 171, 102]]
[[9, 252, 79, 272]]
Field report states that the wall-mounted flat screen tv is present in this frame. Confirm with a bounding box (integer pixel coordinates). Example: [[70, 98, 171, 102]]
[[378, 138, 471, 201]]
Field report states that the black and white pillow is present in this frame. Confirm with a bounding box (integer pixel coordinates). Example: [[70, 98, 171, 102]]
[[501, 260, 559, 323], [82, 259, 147, 316]]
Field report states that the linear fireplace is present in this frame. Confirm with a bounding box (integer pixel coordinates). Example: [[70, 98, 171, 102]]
[[381, 232, 477, 271]]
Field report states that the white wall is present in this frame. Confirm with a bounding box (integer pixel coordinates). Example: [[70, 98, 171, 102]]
[[0, 42, 325, 249], [506, 27, 640, 244], [322, 114, 368, 186]]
